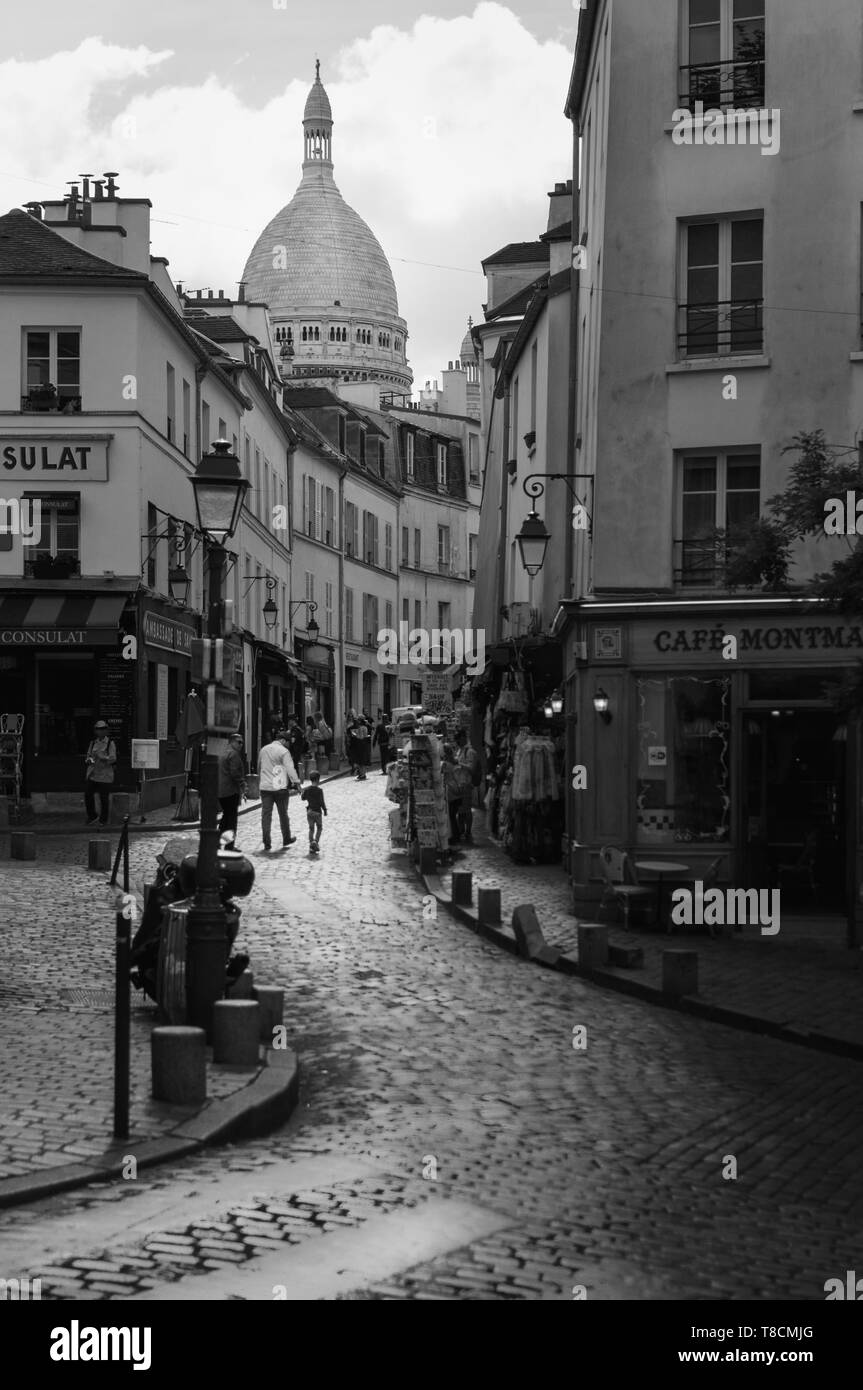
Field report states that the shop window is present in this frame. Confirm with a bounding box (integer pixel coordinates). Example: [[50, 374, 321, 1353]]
[[23, 493, 80, 578], [35, 654, 96, 756], [675, 451, 760, 587], [636, 675, 731, 845]]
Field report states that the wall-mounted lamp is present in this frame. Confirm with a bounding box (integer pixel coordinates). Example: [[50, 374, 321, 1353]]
[[168, 563, 190, 606], [543, 698, 554, 719], [242, 573, 279, 632], [550, 689, 564, 715], [288, 599, 319, 641], [593, 687, 611, 724]]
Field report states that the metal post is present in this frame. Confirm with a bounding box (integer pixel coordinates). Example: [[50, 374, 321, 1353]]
[[186, 542, 227, 1040], [113, 909, 131, 1139], [109, 813, 130, 888]]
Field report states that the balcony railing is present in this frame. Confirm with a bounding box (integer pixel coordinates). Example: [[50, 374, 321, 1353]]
[[21, 393, 82, 414], [678, 58, 765, 112], [24, 551, 81, 580], [678, 298, 763, 357], [674, 538, 727, 589]]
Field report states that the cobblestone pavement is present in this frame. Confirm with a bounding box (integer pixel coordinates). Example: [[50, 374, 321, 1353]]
[[444, 817, 863, 1050], [1, 775, 861, 1300]]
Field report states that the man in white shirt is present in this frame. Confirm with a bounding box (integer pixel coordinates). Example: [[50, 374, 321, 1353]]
[[258, 727, 301, 851]]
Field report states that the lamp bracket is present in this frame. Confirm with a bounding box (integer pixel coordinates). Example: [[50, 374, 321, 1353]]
[[523, 473, 594, 536]]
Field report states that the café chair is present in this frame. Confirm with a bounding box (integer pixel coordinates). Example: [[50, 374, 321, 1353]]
[[598, 846, 655, 929]]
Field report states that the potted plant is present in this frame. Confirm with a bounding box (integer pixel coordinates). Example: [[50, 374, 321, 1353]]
[[27, 383, 58, 411]]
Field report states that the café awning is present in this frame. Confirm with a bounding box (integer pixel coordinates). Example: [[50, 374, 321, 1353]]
[[0, 592, 129, 646]]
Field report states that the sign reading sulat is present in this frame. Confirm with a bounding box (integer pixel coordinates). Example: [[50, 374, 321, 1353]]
[[0, 438, 110, 480]]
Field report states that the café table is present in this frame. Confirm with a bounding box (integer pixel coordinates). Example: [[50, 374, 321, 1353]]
[[634, 860, 690, 931]]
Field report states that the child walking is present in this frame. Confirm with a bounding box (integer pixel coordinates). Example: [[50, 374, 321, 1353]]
[[300, 772, 327, 853]]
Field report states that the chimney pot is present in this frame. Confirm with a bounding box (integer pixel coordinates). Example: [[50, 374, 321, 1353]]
[[103, 172, 119, 198], [92, 179, 104, 199], [208, 290, 213, 299], [218, 289, 223, 298]]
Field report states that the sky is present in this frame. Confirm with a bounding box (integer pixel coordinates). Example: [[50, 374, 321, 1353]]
[[0, 1, 579, 394]]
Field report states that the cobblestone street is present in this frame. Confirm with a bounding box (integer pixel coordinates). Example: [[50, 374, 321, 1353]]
[[1, 775, 861, 1301]]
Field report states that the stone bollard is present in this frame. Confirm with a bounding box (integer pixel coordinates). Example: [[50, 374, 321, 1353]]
[[10, 831, 36, 861], [452, 870, 472, 906], [151, 1026, 206, 1104], [88, 839, 112, 871], [662, 949, 698, 998], [419, 847, 436, 875], [477, 887, 501, 925], [254, 985, 284, 1044], [229, 969, 255, 999], [213, 1000, 261, 1066], [577, 922, 609, 969]]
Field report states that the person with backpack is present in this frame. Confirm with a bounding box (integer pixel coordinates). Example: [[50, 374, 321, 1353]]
[[257, 727, 301, 852], [84, 719, 117, 825]]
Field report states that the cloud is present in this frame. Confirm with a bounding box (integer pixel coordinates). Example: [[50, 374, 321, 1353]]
[[0, 7, 573, 391]]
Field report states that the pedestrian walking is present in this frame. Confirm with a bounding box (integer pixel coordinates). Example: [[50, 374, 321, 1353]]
[[300, 771, 327, 854], [454, 728, 481, 843], [257, 727, 301, 851], [352, 713, 371, 781], [217, 733, 246, 844], [314, 711, 333, 759], [286, 718, 309, 780], [84, 720, 117, 825], [373, 709, 391, 774]]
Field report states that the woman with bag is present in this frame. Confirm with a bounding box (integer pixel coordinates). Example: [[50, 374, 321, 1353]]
[[84, 719, 117, 825]]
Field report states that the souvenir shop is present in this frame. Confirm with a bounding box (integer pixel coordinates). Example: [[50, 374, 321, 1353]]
[[385, 703, 473, 859], [468, 635, 566, 864]]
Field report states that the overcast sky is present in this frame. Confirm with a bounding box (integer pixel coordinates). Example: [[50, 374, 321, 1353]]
[[0, 1, 577, 394]]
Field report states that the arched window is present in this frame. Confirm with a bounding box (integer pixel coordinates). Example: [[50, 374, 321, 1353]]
[[302, 327, 307, 342], [314, 327, 320, 342]]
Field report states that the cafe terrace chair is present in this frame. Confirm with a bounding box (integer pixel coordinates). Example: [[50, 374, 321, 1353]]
[[598, 846, 655, 929], [668, 854, 726, 938]]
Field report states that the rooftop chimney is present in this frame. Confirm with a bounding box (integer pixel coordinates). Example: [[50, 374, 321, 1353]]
[[104, 172, 119, 198], [79, 174, 94, 200], [237, 283, 246, 304], [23, 202, 43, 220], [92, 179, 104, 199], [208, 290, 214, 299], [218, 289, 223, 298]]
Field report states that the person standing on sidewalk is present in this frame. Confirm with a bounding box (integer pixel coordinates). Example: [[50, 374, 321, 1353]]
[[373, 709, 391, 774], [258, 728, 301, 851], [84, 720, 116, 826], [454, 728, 481, 843], [217, 733, 246, 844], [352, 713, 371, 781], [300, 771, 327, 853]]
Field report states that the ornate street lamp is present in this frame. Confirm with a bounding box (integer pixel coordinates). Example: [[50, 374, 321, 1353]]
[[516, 473, 595, 575], [262, 578, 278, 632], [550, 689, 564, 715], [593, 687, 612, 724], [168, 563, 190, 606], [187, 438, 251, 1039], [516, 510, 551, 578]]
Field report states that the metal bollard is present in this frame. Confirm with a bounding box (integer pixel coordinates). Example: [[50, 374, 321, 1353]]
[[229, 969, 255, 999], [577, 922, 609, 969], [451, 871, 472, 906], [10, 831, 36, 860], [212, 1000, 261, 1066], [151, 1026, 207, 1104], [477, 887, 501, 925]]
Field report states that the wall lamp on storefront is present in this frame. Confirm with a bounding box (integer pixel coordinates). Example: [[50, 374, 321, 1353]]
[[516, 474, 595, 575], [242, 575, 279, 632], [550, 689, 564, 715], [593, 687, 612, 724], [289, 599, 320, 642], [141, 511, 198, 605]]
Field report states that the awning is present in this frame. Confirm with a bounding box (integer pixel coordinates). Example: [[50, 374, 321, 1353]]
[[0, 592, 130, 647], [253, 638, 304, 674]]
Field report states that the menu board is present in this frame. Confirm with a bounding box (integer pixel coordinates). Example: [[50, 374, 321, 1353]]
[[96, 653, 135, 789]]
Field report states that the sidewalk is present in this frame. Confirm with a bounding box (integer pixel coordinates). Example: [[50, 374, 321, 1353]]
[[430, 811, 863, 1059]]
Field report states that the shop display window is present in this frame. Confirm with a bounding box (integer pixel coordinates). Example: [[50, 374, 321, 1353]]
[[34, 654, 96, 757], [636, 675, 730, 844]]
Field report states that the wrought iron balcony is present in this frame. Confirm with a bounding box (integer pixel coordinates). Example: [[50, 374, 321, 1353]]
[[678, 58, 765, 112], [21, 392, 82, 413], [673, 538, 728, 589], [678, 298, 763, 357], [24, 551, 81, 580]]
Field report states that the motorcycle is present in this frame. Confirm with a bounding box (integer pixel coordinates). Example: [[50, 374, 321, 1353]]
[[130, 836, 254, 1003]]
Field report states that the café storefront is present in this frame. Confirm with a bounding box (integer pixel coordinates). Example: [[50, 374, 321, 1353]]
[[561, 599, 863, 934]]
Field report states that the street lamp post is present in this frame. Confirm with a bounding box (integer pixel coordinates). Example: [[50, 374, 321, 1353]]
[[186, 440, 250, 1039]]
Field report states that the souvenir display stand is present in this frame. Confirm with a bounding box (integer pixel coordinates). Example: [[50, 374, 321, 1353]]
[[406, 732, 449, 859]]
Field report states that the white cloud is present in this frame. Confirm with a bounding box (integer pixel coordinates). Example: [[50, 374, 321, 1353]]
[[0, 7, 573, 391]]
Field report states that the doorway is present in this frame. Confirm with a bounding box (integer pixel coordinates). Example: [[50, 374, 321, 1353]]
[[741, 708, 845, 910]]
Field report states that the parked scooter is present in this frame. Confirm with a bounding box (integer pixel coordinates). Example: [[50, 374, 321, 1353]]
[[130, 837, 254, 1003]]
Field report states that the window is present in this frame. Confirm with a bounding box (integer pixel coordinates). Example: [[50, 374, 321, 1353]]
[[530, 341, 538, 432], [244, 434, 251, 479], [146, 501, 158, 588], [414, 528, 421, 569], [305, 476, 318, 539], [338, 415, 347, 454], [325, 581, 334, 636], [345, 587, 354, 640], [468, 434, 480, 484], [325, 486, 335, 545], [182, 380, 191, 456], [405, 432, 415, 480], [401, 526, 409, 566], [512, 377, 519, 463], [437, 525, 451, 572], [414, 599, 422, 629], [378, 440, 386, 478], [218, 417, 227, 442], [345, 500, 358, 556], [385, 600, 393, 630], [680, 217, 763, 356], [305, 570, 315, 606], [402, 597, 409, 624], [385, 523, 393, 571], [469, 533, 477, 579], [362, 510, 379, 565], [165, 364, 175, 442], [202, 401, 211, 452], [437, 444, 447, 488], [362, 593, 379, 646], [254, 447, 261, 518], [676, 451, 760, 586], [359, 431, 366, 467], [681, 0, 765, 112], [23, 329, 81, 410], [636, 676, 731, 844]]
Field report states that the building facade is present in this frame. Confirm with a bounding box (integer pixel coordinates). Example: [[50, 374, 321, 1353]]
[[559, 0, 863, 933]]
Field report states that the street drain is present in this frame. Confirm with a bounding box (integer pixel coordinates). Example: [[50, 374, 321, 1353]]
[[58, 987, 118, 1007]]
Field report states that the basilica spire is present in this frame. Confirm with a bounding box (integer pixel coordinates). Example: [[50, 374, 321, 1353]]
[[303, 62, 334, 172]]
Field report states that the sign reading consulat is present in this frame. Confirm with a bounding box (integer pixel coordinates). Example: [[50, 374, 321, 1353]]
[[0, 437, 110, 480]]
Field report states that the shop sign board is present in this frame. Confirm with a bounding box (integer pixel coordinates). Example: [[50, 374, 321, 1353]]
[[628, 616, 863, 666], [0, 437, 109, 480], [143, 611, 195, 657], [421, 669, 452, 714], [206, 684, 241, 734]]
